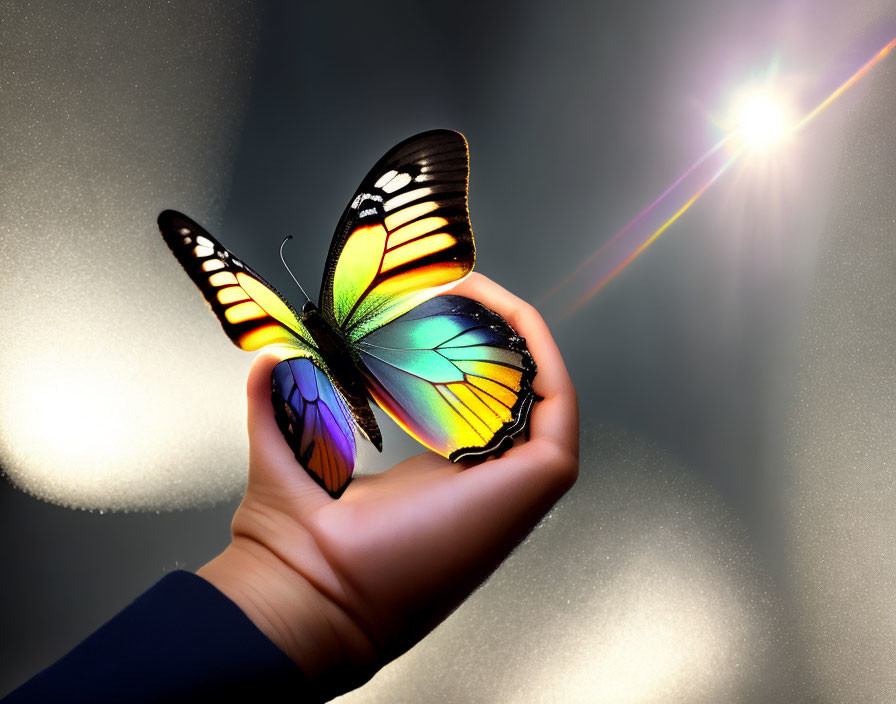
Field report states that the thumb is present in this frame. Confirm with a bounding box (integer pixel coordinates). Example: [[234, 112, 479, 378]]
[[245, 352, 331, 509]]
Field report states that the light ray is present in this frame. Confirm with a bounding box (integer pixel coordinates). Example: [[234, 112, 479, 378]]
[[552, 34, 896, 317], [539, 134, 733, 305], [794, 35, 896, 132], [562, 148, 745, 318]]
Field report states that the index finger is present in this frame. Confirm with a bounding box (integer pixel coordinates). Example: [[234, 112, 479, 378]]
[[449, 273, 578, 459]]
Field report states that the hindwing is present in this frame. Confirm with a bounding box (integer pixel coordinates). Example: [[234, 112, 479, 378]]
[[272, 357, 357, 497], [357, 295, 536, 460]]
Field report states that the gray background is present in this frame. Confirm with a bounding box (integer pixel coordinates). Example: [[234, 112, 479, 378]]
[[2, 1, 896, 701]]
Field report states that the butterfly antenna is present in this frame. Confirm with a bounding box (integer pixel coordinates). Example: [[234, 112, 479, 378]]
[[279, 236, 311, 303]]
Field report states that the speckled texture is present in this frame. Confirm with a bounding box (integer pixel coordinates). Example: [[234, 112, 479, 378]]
[[786, 56, 896, 703], [0, 1, 262, 509], [337, 422, 798, 704], [1, 2, 895, 699]]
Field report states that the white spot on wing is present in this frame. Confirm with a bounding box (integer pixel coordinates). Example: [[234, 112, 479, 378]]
[[384, 187, 434, 212], [381, 172, 412, 193], [352, 192, 382, 210], [374, 169, 398, 189]]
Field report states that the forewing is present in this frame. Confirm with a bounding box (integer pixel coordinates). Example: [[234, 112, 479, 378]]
[[357, 295, 537, 461], [272, 357, 357, 497], [159, 209, 317, 355], [320, 130, 475, 341]]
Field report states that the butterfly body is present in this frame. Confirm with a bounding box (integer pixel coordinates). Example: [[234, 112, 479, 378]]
[[160, 130, 537, 497], [297, 302, 383, 450]]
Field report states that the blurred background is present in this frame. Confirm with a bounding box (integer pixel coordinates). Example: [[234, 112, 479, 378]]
[[2, 1, 895, 701]]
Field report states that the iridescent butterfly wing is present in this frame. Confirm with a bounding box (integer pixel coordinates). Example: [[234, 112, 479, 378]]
[[158, 210, 356, 496], [270, 357, 356, 496], [320, 130, 538, 460], [357, 295, 537, 460]]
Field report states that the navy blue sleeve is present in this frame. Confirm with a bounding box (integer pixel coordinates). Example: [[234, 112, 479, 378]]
[[2, 571, 314, 703]]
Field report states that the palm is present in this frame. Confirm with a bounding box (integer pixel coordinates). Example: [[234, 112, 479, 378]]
[[243, 440, 534, 660]]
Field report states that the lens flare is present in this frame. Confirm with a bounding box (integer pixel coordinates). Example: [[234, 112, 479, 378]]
[[551, 34, 896, 317], [729, 89, 794, 150], [539, 134, 732, 307], [795, 35, 896, 132], [562, 148, 744, 317]]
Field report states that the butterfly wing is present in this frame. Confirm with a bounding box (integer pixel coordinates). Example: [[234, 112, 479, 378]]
[[319, 130, 475, 341], [356, 295, 537, 461], [159, 209, 359, 494], [318, 131, 536, 459], [272, 357, 357, 497], [158, 209, 317, 355]]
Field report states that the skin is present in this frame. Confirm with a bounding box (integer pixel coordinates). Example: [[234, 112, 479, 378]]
[[197, 273, 579, 699]]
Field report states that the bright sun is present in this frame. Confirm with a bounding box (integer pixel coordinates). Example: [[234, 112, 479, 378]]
[[729, 87, 794, 150]]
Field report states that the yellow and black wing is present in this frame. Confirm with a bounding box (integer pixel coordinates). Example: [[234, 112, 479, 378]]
[[319, 130, 475, 342], [158, 209, 317, 356], [160, 210, 366, 495]]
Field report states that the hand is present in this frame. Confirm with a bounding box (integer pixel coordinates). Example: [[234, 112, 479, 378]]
[[197, 273, 578, 698]]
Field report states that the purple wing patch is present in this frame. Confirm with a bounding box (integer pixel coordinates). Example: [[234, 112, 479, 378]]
[[271, 357, 357, 497]]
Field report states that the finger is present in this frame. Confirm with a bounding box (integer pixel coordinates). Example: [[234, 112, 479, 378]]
[[450, 273, 578, 458], [246, 352, 332, 511], [451, 273, 573, 396], [443, 435, 579, 568]]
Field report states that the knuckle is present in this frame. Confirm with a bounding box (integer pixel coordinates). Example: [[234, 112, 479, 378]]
[[520, 301, 541, 323], [537, 438, 579, 489]]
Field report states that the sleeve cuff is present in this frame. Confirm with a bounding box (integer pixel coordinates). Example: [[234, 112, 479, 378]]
[[3, 570, 307, 703]]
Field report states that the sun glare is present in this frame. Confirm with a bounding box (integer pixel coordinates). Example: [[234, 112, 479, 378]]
[[729, 87, 795, 150]]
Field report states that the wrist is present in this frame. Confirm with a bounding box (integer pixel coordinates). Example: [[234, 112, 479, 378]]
[[197, 537, 376, 695]]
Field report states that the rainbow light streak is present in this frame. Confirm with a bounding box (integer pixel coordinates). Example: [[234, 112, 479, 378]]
[[794, 35, 896, 132], [557, 34, 896, 318], [540, 134, 733, 306], [563, 148, 745, 317]]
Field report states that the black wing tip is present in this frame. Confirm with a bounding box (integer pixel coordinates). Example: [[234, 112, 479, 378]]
[[298, 461, 352, 499], [300, 456, 352, 498], [380, 129, 469, 162], [325, 479, 351, 499], [157, 209, 184, 227], [403, 127, 465, 142], [158, 209, 204, 235], [361, 424, 383, 452]]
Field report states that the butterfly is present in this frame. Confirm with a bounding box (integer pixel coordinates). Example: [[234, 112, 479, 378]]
[[158, 130, 537, 497]]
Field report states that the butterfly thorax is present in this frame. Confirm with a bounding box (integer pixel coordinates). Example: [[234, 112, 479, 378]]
[[300, 301, 383, 451]]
